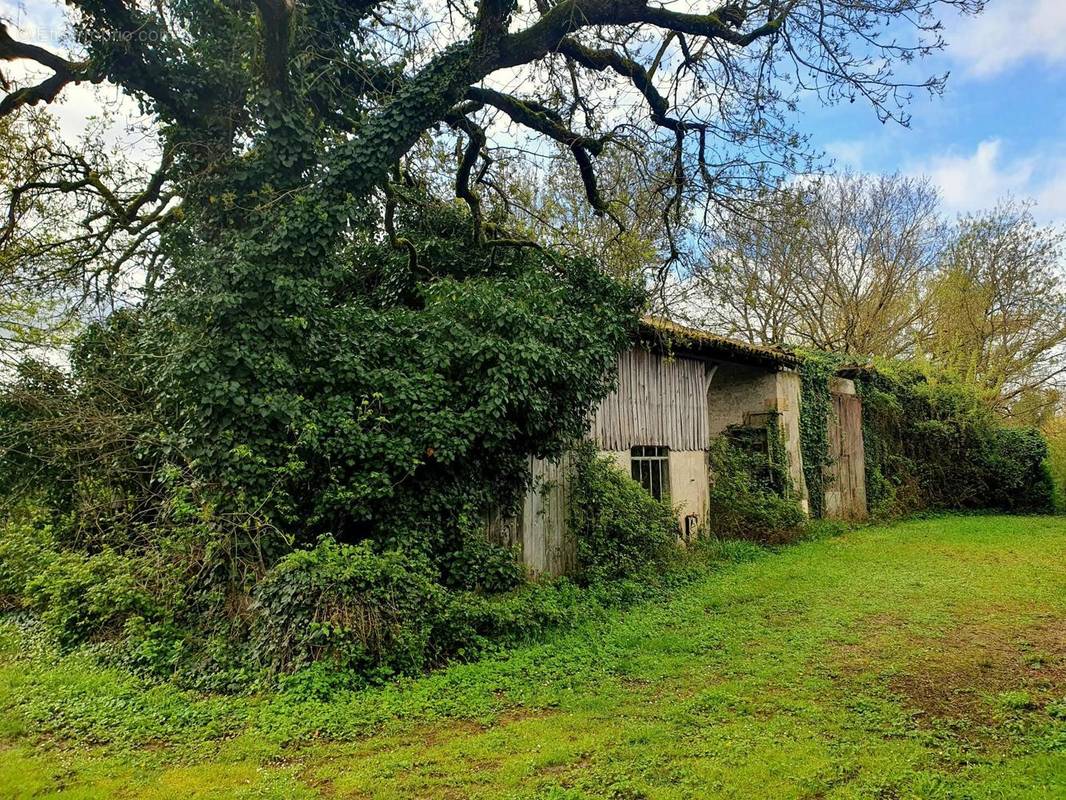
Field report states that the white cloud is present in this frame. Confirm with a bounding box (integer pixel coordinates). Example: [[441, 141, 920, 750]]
[[910, 138, 1066, 223], [824, 140, 869, 171], [950, 0, 1066, 77], [921, 140, 1031, 210]]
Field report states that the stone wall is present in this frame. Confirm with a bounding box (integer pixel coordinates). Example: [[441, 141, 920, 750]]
[[707, 363, 810, 515]]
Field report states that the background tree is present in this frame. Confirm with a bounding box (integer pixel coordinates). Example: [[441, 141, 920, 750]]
[[690, 172, 943, 356], [796, 173, 942, 356], [0, 108, 171, 367], [686, 180, 1066, 424], [924, 201, 1066, 419], [686, 185, 808, 344]]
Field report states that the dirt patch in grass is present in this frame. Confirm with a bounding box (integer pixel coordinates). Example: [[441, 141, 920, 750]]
[[829, 611, 1066, 758], [889, 618, 1066, 727], [891, 618, 1066, 725]]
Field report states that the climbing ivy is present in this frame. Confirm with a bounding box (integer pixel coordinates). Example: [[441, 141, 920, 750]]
[[765, 413, 793, 499], [796, 351, 841, 519]]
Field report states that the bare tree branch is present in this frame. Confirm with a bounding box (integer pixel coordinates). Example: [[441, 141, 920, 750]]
[[0, 23, 92, 119]]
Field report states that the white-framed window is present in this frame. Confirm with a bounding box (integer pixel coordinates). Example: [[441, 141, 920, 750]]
[[631, 445, 670, 500]]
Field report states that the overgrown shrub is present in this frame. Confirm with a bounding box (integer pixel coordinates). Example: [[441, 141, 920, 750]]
[[438, 520, 523, 594], [856, 362, 1055, 516], [252, 538, 449, 680], [25, 549, 154, 648], [142, 201, 642, 575], [0, 204, 645, 688], [568, 445, 679, 582], [429, 580, 590, 660], [978, 427, 1055, 513], [0, 512, 56, 608], [707, 438, 807, 544], [253, 527, 691, 685]]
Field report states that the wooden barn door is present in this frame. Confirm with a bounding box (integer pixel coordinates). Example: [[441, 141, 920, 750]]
[[521, 455, 576, 577], [826, 392, 868, 520]]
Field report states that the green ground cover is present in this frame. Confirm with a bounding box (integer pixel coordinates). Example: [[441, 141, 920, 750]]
[[2, 515, 1065, 799]]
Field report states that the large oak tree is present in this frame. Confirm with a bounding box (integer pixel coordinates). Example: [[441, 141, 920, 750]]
[[0, 0, 983, 287]]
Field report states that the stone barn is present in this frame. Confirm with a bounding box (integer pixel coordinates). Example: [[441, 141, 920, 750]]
[[493, 318, 864, 577]]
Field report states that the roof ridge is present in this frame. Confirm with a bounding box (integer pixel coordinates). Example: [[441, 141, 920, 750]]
[[638, 316, 798, 367]]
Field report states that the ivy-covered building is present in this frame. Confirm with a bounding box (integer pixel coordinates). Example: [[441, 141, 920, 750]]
[[493, 318, 869, 577]]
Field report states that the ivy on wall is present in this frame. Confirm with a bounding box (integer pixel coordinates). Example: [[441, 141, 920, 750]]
[[796, 352, 840, 519], [765, 413, 793, 499], [723, 413, 793, 499], [708, 423, 807, 544], [853, 375, 907, 516], [852, 362, 1055, 516]]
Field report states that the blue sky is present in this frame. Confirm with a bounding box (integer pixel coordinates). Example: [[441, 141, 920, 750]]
[[4, 0, 1066, 224], [800, 1, 1066, 225]]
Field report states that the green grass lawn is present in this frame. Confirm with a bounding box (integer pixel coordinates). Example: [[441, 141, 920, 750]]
[[2, 515, 1066, 798]]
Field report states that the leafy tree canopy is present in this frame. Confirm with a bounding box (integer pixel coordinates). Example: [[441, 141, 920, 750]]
[[0, 0, 984, 300]]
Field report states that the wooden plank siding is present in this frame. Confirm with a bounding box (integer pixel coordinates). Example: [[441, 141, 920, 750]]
[[593, 348, 711, 452], [484, 454, 576, 577], [825, 390, 868, 520], [493, 348, 716, 577], [521, 454, 576, 576]]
